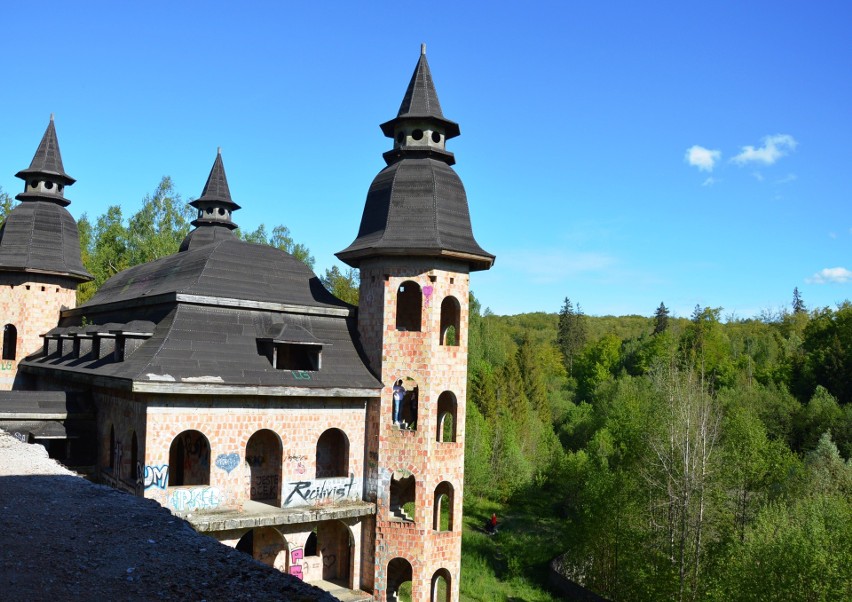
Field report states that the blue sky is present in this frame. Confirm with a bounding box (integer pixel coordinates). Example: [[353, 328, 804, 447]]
[[2, 2, 850, 318]]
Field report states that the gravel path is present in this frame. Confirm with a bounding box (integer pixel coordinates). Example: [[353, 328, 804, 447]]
[[0, 430, 336, 601]]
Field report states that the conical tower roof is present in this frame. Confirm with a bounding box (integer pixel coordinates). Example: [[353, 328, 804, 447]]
[[181, 149, 240, 251], [380, 44, 460, 139], [338, 46, 493, 272], [0, 117, 91, 281], [192, 149, 240, 210], [15, 115, 75, 186]]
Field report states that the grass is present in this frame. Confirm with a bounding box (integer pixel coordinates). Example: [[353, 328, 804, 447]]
[[459, 496, 568, 602]]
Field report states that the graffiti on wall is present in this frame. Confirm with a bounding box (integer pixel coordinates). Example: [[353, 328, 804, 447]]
[[283, 473, 361, 507], [289, 547, 304, 579], [140, 464, 169, 489], [251, 474, 280, 500], [287, 546, 325, 580], [0, 360, 14, 371], [12, 431, 28, 443], [423, 285, 434, 308], [215, 453, 239, 474], [169, 486, 222, 512]]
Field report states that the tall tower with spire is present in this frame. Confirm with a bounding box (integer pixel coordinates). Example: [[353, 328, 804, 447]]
[[179, 148, 241, 251], [0, 117, 91, 389], [338, 45, 493, 601]]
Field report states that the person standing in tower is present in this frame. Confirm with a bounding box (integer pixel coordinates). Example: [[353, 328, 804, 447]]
[[392, 379, 406, 427]]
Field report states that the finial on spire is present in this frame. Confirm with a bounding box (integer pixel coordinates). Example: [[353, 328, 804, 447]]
[[421, 43, 426, 55], [217, 146, 222, 155], [50, 113, 55, 122]]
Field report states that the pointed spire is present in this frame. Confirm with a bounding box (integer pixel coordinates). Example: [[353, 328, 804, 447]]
[[187, 149, 240, 235], [16, 116, 75, 185], [380, 45, 460, 140], [14, 116, 75, 206]]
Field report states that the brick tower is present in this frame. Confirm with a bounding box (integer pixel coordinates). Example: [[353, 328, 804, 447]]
[[0, 116, 91, 389], [338, 45, 494, 601]]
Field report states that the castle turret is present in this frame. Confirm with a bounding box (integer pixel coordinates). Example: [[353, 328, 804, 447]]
[[0, 116, 91, 389], [179, 148, 241, 251], [337, 45, 493, 601]]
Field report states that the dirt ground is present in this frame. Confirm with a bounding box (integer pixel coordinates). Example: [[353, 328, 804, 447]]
[[0, 430, 337, 601]]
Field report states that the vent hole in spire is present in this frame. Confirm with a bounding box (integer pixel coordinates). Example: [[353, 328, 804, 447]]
[[45, 182, 54, 190], [29, 181, 39, 189], [397, 132, 405, 144], [218, 208, 225, 216], [412, 129, 423, 141], [431, 131, 441, 143]]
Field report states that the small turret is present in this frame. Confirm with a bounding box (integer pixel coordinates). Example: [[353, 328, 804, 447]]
[[13, 114, 76, 207], [179, 149, 240, 251]]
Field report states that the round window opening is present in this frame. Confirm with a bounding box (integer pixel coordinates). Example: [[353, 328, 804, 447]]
[[30, 181, 39, 189], [218, 208, 226, 216], [412, 129, 423, 141], [397, 132, 405, 144], [431, 131, 441, 143], [45, 182, 54, 190], [206, 207, 214, 214]]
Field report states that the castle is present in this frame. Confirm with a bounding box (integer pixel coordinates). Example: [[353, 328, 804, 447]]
[[0, 46, 493, 601]]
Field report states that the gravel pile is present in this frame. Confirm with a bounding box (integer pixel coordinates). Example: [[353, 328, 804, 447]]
[[0, 430, 336, 601]]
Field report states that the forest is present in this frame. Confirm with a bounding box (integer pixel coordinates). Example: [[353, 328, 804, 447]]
[[3, 180, 851, 600]]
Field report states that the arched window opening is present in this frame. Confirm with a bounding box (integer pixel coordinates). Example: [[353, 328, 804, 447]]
[[431, 568, 452, 602], [388, 557, 414, 602], [3, 324, 17, 360], [396, 281, 422, 332], [301, 523, 353, 585], [108, 425, 115, 470], [439, 297, 460, 346], [304, 530, 318, 556], [168, 430, 210, 486], [436, 391, 457, 443], [236, 527, 288, 571], [433, 482, 455, 532], [316, 428, 349, 478], [390, 469, 416, 523], [246, 429, 282, 505], [392, 377, 420, 430]]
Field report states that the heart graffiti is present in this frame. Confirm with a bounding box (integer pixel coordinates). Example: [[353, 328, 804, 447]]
[[215, 453, 240, 474]]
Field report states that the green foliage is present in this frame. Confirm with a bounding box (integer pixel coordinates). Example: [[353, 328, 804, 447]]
[[557, 297, 587, 375], [0, 186, 14, 222], [320, 264, 359, 305], [238, 223, 315, 269]]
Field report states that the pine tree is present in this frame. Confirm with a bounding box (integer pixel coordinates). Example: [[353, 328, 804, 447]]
[[792, 287, 806, 314], [558, 297, 587, 376], [653, 301, 670, 335]]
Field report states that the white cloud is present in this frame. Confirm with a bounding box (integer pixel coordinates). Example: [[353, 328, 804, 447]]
[[776, 173, 797, 184], [806, 267, 852, 284], [702, 177, 716, 187], [685, 145, 721, 172], [752, 171, 764, 181], [732, 134, 797, 166]]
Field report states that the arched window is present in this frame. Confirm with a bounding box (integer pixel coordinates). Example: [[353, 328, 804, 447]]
[[236, 527, 288, 571], [2, 324, 17, 360], [168, 430, 210, 486], [396, 281, 422, 332], [391, 377, 420, 431], [316, 428, 349, 478], [439, 297, 460, 346], [431, 568, 452, 602], [387, 557, 413, 602], [390, 469, 416, 523], [436, 391, 457, 443], [433, 481, 454, 532], [246, 429, 282, 505]]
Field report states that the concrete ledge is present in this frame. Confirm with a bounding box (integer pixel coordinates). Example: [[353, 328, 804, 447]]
[[183, 499, 376, 532]]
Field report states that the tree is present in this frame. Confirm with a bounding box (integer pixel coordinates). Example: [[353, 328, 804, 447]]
[[238, 223, 315, 269], [792, 286, 806, 314], [653, 302, 670, 335], [0, 187, 14, 222], [557, 297, 587, 376], [320, 265, 359, 305], [126, 176, 194, 266]]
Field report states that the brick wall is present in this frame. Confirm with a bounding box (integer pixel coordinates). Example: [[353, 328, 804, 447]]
[[0, 273, 77, 390]]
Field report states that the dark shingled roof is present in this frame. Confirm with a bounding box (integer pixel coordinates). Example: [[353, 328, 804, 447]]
[[0, 201, 92, 281], [14, 118, 75, 186], [191, 150, 240, 211], [339, 46, 493, 271], [81, 237, 348, 310], [380, 45, 460, 140], [337, 158, 493, 270]]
